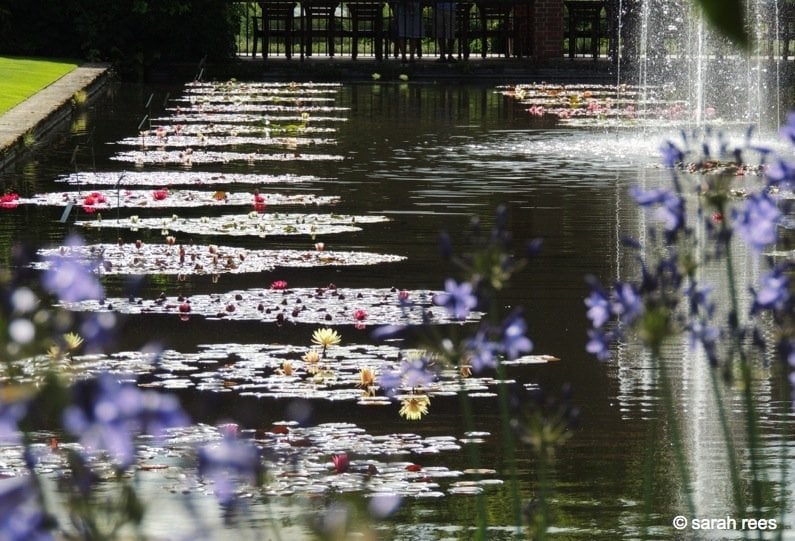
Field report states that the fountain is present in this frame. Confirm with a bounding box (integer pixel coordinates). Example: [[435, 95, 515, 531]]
[[627, 0, 781, 129]]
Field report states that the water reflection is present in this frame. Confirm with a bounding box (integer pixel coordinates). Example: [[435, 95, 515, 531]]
[[0, 81, 792, 539]]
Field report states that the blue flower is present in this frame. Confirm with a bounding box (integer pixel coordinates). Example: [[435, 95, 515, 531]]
[[734, 193, 781, 252], [687, 320, 720, 366], [198, 434, 261, 506], [584, 283, 611, 329], [63, 373, 189, 469], [433, 279, 477, 320], [399, 355, 436, 388], [765, 157, 795, 189], [612, 282, 643, 325], [586, 329, 612, 361], [630, 187, 685, 239], [0, 401, 27, 446], [500, 315, 533, 360], [465, 327, 500, 373], [659, 141, 684, 168], [751, 267, 790, 313], [779, 112, 795, 145], [377, 369, 402, 395], [0, 477, 53, 540], [42, 258, 103, 303]]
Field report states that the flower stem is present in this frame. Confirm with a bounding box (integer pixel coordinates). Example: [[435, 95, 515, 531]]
[[656, 352, 696, 517], [723, 242, 763, 521], [496, 360, 523, 534]]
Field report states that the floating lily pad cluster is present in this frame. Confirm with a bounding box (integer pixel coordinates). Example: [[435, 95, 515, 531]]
[[55, 171, 320, 187], [60, 285, 481, 326], [75, 212, 389, 237], [18, 190, 339, 209], [115, 134, 336, 149], [11, 343, 552, 402], [0, 422, 501, 500], [112, 149, 344, 165], [500, 83, 693, 125], [36, 243, 405, 275]]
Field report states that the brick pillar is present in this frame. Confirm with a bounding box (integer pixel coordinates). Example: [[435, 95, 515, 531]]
[[532, 0, 563, 61]]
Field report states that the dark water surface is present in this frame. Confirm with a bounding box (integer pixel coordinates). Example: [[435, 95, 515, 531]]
[[1, 81, 792, 540]]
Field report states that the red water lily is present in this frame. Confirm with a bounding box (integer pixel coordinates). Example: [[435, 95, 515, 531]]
[[271, 280, 288, 290], [332, 453, 349, 474], [353, 309, 368, 321], [253, 192, 266, 212], [1, 192, 19, 209], [152, 189, 169, 201]]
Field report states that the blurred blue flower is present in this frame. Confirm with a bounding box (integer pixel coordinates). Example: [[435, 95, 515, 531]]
[[765, 157, 795, 189], [779, 112, 795, 145], [734, 193, 781, 253], [399, 355, 436, 388], [659, 141, 684, 168], [612, 282, 643, 325], [433, 279, 477, 320], [42, 257, 103, 303], [0, 476, 53, 540], [585, 284, 610, 329], [630, 187, 685, 239], [0, 401, 27, 446], [377, 369, 402, 395], [198, 434, 261, 506], [63, 373, 189, 469], [465, 327, 500, 373], [501, 315, 533, 360], [751, 267, 790, 313], [687, 320, 720, 366], [586, 329, 611, 361]]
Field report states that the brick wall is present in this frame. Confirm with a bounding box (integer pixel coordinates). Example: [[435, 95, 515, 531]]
[[533, 0, 563, 61]]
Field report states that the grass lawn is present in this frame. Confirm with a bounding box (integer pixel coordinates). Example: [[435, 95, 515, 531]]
[[0, 57, 79, 115]]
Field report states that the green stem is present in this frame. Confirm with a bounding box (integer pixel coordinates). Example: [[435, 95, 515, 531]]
[[641, 408, 659, 540], [458, 385, 489, 540], [709, 369, 747, 539], [496, 360, 523, 534], [723, 243, 763, 522], [536, 447, 549, 541], [656, 353, 696, 517]]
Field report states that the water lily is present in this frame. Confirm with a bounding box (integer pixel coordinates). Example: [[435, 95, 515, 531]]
[[399, 74, 409, 81], [399, 395, 430, 421], [358, 367, 377, 394], [371, 73, 381, 81], [331, 453, 349, 473], [62, 332, 84, 351], [271, 280, 288, 290], [312, 328, 341, 350]]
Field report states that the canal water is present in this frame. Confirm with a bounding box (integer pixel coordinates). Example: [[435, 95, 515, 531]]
[[0, 80, 792, 540]]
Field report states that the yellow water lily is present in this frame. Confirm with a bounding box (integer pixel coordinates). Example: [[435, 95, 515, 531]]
[[63, 332, 84, 351], [312, 328, 341, 350], [399, 395, 430, 421]]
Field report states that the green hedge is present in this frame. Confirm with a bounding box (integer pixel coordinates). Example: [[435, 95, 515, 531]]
[[0, 0, 239, 79]]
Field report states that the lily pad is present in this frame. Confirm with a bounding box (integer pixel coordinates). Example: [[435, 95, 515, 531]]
[[11, 342, 545, 403], [35, 243, 405, 275], [111, 149, 343, 165], [74, 212, 389, 237], [152, 113, 348, 124], [59, 285, 483, 326], [54, 171, 320, 187], [115, 134, 335, 148], [18, 190, 339, 209]]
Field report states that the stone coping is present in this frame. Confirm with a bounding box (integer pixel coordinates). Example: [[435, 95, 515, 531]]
[[0, 63, 110, 171]]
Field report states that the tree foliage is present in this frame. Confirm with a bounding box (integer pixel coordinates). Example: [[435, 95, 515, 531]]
[[0, 0, 238, 79]]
